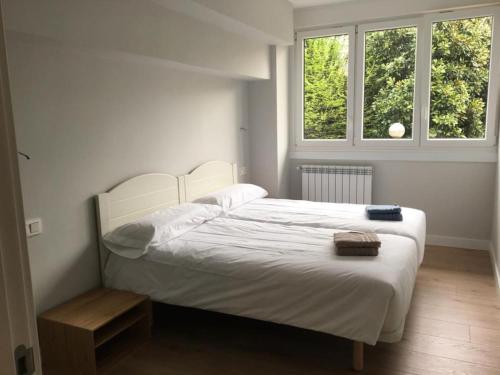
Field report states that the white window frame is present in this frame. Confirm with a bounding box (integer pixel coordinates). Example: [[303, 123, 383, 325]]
[[354, 18, 422, 149], [295, 26, 356, 150], [420, 7, 500, 148], [293, 6, 500, 155]]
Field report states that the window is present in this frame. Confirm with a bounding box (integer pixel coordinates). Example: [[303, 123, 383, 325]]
[[428, 16, 492, 140], [303, 34, 349, 140], [296, 27, 355, 147], [295, 6, 500, 155], [362, 26, 417, 140]]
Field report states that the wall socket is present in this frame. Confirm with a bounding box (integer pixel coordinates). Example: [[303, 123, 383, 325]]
[[26, 218, 42, 237]]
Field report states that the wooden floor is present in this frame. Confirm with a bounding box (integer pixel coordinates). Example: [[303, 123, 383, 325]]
[[102, 246, 500, 375]]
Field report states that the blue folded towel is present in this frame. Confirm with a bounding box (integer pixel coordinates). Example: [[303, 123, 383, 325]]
[[367, 212, 403, 221], [366, 205, 401, 215]]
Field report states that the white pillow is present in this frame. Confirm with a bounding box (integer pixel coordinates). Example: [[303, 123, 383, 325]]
[[103, 203, 222, 259], [193, 183, 268, 211]]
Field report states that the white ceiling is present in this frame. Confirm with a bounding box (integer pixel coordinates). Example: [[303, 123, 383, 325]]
[[289, 0, 358, 8]]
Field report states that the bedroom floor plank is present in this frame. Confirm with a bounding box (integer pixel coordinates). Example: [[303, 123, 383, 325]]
[[411, 296, 500, 318], [404, 315, 470, 342], [421, 246, 493, 274], [100, 246, 498, 375], [398, 332, 500, 368], [409, 302, 500, 330], [470, 326, 500, 347], [415, 278, 498, 298], [412, 287, 500, 310], [412, 288, 500, 308], [367, 346, 500, 375]]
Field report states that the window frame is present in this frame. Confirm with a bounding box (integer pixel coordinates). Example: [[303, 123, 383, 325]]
[[293, 6, 500, 153], [420, 7, 500, 148], [354, 18, 422, 149], [295, 26, 356, 149]]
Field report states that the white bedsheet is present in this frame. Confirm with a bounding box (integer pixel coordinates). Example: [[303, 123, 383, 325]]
[[224, 199, 426, 264], [105, 217, 418, 345]]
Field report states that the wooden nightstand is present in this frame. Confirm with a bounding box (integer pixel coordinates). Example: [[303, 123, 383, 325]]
[[37, 288, 152, 375]]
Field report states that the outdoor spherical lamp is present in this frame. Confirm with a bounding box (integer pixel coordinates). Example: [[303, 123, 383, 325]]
[[389, 123, 405, 138]]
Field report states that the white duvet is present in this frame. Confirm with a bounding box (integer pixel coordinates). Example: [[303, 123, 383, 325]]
[[105, 217, 419, 345], [225, 198, 426, 264]]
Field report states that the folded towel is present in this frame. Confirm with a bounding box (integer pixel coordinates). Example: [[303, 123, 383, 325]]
[[366, 205, 401, 214], [336, 246, 379, 256], [367, 212, 403, 221], [334, 231, 381, 248]]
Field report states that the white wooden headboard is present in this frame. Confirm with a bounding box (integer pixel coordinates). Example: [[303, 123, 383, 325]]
[[180, 161, 238, 202], [95, 161, 237, 282], [95, 173, 181, 279]]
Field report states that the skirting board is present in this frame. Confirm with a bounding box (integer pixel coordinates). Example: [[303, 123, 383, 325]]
[[426, 235, 490, 251], [489, 244, 500, 289]]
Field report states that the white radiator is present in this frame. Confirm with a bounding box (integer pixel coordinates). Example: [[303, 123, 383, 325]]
[[300, 165, 373, 204]]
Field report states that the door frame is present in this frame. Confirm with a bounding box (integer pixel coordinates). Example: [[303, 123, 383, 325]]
[[0, 1, 41, 373]]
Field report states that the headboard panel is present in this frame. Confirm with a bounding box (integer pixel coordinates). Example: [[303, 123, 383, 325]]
[[180, 161, 238, 202], [95, 173, 181, 280]]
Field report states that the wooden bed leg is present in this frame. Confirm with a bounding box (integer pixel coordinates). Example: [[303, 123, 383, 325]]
[[353, 341, 364, 372]]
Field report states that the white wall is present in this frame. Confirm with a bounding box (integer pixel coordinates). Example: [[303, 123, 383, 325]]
[[290, 160, 495, 247], [248, 46, 290, 198], [249, 67, 278, 194], [276, 46, 290, 198], [7, 34, 250, 313]]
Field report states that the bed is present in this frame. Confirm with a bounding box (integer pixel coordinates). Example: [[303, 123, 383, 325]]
[[96, 161, 426, 371]]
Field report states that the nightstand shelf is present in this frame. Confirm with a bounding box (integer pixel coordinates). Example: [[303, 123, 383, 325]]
[[95, 321, 147, 372], [94, 305, 148, 348], [38, 288, 152, 375]]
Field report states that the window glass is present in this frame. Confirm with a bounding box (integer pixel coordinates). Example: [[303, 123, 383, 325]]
[[429, 17, 492, 139], [362, 26, 417, 139], [303, 34, 349, 140]]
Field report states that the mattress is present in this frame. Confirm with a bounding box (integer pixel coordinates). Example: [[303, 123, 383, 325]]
[[224, 198, 426, 264], [105, 217, 419, 345]]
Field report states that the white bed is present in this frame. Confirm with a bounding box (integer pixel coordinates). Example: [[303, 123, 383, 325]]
[[96, 161, 425, 371], [105, 218, 418, 344]]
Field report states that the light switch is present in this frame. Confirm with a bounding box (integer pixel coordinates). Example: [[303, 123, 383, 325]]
[[26, 218, 42, 237]]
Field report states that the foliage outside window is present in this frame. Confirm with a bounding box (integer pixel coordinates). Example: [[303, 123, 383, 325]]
[[429, 17, 492, 139], [303, 35, 349, 140], [362, 27, 417, 139]]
